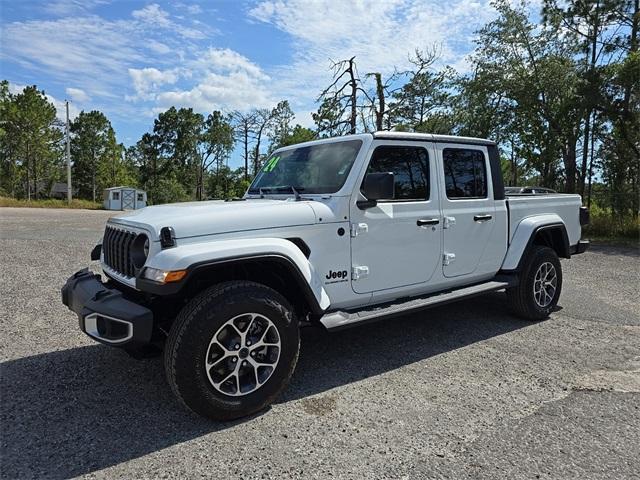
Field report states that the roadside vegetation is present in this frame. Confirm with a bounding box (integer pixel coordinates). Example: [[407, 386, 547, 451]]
[[584, 204, 640, 243], [0, 0, 637, 241], [0, 196, 102, 209]]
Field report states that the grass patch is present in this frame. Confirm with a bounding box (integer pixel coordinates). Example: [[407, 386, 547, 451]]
[[583, 207, 639, 241], [588, 236, 640, 247], [0, 196, 103, 209]]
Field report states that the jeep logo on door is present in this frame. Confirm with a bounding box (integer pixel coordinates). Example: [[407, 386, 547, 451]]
[[325, 269, 349, 284]]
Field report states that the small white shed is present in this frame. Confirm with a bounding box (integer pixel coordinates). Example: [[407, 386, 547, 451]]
[[103, 186, 147, 210]]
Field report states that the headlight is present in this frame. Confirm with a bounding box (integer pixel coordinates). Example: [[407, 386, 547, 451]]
[[142, 267, 187, 284], [131, 234, 149, 268]]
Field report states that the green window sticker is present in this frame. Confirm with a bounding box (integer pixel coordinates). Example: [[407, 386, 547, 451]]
[[264, 156, 280, 172]]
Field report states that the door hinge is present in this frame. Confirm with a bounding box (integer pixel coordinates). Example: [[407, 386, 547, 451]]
[[443, 216, 456, 229], [350, 223, 369, 237], [443, 253, 456, 266], [352, 265, 370, 280]]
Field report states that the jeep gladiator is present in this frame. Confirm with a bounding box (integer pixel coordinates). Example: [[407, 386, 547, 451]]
[[62, 132, 590, 420]]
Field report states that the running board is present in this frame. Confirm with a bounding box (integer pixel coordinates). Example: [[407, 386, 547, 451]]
[[320, 280, 514, 331]]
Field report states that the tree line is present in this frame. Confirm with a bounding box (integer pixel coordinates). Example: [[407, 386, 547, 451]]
[[1, 0, 637, 218]]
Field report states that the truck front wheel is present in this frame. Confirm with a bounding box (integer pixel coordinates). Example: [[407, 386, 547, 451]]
[[507, 245, 563, 321], [164, 281, 300, 420]]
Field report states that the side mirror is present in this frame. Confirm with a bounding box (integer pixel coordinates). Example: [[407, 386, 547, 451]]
[[357, 172, 394, 209]]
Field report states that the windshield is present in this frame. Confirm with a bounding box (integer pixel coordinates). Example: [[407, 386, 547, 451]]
[[248, 139, 362, 195]]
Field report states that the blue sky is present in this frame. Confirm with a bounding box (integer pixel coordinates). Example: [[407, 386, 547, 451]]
[[1, 0, 517, 168]]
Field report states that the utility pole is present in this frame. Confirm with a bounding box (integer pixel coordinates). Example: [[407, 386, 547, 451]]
[[65, 100, 72, 205]]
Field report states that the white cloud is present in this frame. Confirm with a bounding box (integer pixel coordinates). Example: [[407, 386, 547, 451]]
[[65, 87, 90, 102], [147, 39, 172, 55], [142, 48, 273, 112], [132, 3, 172, 27], [44, 0, 109, 16], [1, 16, 146, 96], [247, 0, 500, 118], [186, 4, 203, 15], [127, 67, 181, 100], [132, 3, 206, 39], [0, 3, 215, 108]]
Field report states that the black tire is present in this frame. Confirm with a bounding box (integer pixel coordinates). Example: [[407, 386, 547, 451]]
[[164, 281, 300, 420], [506, 245, 562, 321]]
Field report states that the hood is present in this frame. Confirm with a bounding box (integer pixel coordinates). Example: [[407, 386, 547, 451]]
[[109, 199, 318, 239]]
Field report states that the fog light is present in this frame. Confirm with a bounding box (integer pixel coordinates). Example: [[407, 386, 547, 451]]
[[143, 267, 187, 284]]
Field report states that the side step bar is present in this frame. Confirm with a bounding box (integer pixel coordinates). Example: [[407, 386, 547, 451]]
[[320, 279, 515, 331]]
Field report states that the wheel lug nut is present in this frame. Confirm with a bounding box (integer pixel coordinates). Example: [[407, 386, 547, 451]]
[[246, 340, 252, 346], [242, 361, 247, 366], [234, 344, 240, 350], [232, 357, 237, 363], [251, 351, 256, 357]]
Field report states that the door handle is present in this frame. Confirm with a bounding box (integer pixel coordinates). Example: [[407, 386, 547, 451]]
[[417, 218, 440, 226], [473, 214, 492, 222]]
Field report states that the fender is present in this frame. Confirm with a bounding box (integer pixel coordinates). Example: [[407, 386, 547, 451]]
[[501, 214, 569, 271], [137, 237, 331, 313]]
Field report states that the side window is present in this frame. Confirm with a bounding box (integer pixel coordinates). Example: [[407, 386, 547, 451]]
[[112, 191, 120, 200], [137, 193, 144, 201], [443, 148, 487, 199], [365, 146, 429, 201]]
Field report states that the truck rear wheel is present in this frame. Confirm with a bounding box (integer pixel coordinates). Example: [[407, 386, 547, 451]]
[[164, 281, 300, 420], [507, 245, 562, 321]]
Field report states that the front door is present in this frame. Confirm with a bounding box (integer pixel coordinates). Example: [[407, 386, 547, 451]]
[[438, 144, 496, 277], [350, 142, 441, 294], [122, 189, 135, 210]]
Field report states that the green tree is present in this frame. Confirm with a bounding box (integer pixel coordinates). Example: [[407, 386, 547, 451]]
[[268, 100, 295, 153], [197, 111, 235, 200], [150, 106, 203, 198], [207, 165, 249, 199], [273, 124, 316, 149], [457, 0, 583, 191], [389, 49, 453, 133], [0, 84, 62, 199], [70, 110, 122, 201]]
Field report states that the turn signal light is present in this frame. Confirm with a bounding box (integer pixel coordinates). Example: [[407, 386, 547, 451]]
[[165, 270, 187, 283], [143, 267, 187, 284]]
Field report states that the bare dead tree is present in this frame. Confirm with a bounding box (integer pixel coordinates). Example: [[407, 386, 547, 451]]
[[230, 110, 258, 180], [251, 108, 272, 176], [314, 56, 365, 135]]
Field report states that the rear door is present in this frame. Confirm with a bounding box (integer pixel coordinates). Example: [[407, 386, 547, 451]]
[[438, 144, 496, 278], [350, 141, 441, 293]]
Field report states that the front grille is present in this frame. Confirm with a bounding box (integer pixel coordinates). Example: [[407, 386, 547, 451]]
[[103, 225, 137, 278]]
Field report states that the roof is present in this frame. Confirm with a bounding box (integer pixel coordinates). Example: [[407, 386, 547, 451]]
[[372, 131, 496, 146], [103, 186, 144, 191]]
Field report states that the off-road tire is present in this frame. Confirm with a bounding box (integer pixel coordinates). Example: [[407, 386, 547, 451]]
[[164, 281, 300, 420], [507, 245, 562, 321]]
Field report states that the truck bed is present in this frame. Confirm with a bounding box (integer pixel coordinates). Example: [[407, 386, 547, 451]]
[[506, 194, 583, 247]]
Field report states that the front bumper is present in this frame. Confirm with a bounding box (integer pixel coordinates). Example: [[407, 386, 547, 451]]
[[61, 269, 153, 347]]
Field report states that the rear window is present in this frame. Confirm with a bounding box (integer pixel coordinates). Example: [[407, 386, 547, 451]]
[[443, 148, 487, 199]]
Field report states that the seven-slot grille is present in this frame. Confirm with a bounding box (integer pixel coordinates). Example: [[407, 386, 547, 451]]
[[103, 225, 137, 278]]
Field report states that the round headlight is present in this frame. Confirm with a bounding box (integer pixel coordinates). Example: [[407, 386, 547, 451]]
[[131, 233, 149, 269]]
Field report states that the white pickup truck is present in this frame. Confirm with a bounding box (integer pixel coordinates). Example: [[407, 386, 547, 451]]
[[62, 132, 590, 420]]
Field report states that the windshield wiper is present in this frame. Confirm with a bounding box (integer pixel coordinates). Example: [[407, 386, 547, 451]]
[[247, 187, 270, 196], [274, 185, 305, 201]]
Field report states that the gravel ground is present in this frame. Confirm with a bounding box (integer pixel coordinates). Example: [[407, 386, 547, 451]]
[[1, 207, 639, 480]]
